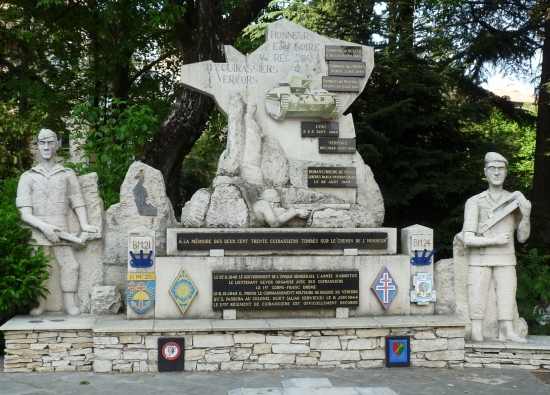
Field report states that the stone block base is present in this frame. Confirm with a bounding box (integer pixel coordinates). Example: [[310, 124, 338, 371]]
[[465, 337, 550, 370], [2, 314, 467, 373]]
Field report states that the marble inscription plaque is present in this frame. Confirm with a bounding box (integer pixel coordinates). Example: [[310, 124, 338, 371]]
[[308, 167, 357, 188], [319, 138, 356, 154], [212, 271, 359, 310], [177, 231, 388, 251], [328, 61, 366, 77], [301, 121, 339, 137], [325, 45, 363, 61], [322, 76, 362, 92]]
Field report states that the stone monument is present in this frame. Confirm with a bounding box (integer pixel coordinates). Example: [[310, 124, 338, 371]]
[[16, 128, 101, 315], [457, 152, 530, 342], [156, 20, 409, 320], [179, 19, 384, 228]]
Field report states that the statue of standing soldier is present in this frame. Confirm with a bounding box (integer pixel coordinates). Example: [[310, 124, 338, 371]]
[[16, 128, 99, 316], [462, 152, 531, 342]]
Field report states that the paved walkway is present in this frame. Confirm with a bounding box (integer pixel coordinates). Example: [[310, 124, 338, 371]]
[[0, 368, 549, 395]]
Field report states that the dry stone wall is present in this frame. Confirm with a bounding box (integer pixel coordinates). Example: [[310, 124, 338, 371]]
[[4, 330, 93, 372]]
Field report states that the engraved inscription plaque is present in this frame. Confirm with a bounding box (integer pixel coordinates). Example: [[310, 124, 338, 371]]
[[322, 76, 362, 92], [212, 271, 360, 310], [307, 167, 357, 188], [325, 45, 363, 61], [328, 61, 366, 77], [319, 138, 356, 154], [301, 121, 339, 138], [177, 231, 388, 251]]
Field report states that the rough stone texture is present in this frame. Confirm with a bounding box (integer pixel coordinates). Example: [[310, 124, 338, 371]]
[[103, 161, 177, 283], [464, 340, 550, 370], [90, 286, 122, 315], [3, 330, 93, 372], [180, 188, 211, 227], [354, 154, 384, 226], [178, 20, 385, 225], [434, 258, 456, 315], [261, 136, 289, 187], [310, 209, 353, 228], [205, 185, 249, 228], [4, 326, 500, 373]]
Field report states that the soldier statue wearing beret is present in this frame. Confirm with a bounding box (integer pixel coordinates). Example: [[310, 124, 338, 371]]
[[462, 152, 531, 342]]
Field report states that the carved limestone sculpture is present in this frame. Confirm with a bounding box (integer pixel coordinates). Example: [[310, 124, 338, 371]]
[[17, 129, 100, 316], [178, 19, 385, 228], [460, 152, 531, 342]]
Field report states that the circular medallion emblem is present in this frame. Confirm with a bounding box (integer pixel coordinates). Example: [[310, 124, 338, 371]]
[[161, 341, 181, 361]]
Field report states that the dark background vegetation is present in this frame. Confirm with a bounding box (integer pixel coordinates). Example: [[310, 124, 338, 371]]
[[1, 1, 549, 332]]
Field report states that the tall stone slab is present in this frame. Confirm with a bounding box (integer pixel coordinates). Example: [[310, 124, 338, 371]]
[[127, 228, 156, 319], [103, 161, 177, 292], [401, 224, 435, 314]]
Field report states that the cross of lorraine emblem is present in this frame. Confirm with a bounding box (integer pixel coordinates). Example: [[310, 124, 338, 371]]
[[371, 267, 398, 310]]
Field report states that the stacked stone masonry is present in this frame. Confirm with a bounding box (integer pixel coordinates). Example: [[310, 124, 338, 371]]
[[465, 343, 550, 370], [4, 330, 94, 372], [5, 327, 464, 373]]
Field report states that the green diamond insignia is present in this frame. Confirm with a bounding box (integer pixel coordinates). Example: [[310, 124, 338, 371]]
[[169, 269, 198, 316]]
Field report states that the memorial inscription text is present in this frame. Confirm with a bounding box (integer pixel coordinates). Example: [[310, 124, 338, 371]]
[[212, 271, 360, 310]]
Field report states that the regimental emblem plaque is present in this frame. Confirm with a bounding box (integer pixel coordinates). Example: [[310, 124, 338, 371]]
[[127, 279, 155, 315], [169, 269, 198, 316], [371, 267, 398, 310], [410, 272, 436, 305], [128, 234, 155, 268], [385, 336, 411, 367], [158, 338, 185, 372]]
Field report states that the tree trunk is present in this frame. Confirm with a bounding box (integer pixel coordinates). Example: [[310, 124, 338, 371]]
[[142, 0, 223, 213], [142, 0, 269, 214], [398, 0, 415, 51], [532, 15, 550, 249]]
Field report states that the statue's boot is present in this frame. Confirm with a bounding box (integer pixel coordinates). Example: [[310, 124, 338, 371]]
[[63, 292, 80, 316], [499, 320, 527, 343], [30, 298, 46, 316], [470, 319, 484, 342]]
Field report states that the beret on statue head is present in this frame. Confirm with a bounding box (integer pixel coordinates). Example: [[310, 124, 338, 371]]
[[484, 152, 508, 166]]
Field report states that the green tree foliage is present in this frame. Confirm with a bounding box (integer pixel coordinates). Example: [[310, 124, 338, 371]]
[[179, 111, 227, 207], [0, 102, 45, 179], [241, 0, 537, 254], [0, 178, 49, 323], [70, 101, 160, 207], [517, 248, 550, 334]]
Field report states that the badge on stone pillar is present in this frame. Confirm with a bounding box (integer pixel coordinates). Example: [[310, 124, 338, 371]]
[[371, 267, 398, 310], [169, 269, 198, 316], [410, 272, 436, 305]]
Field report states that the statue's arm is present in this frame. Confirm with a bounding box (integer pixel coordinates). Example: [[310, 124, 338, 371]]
[[67, 171, 98, 233], [462, 198, 509, 247], [513, 191, 531, 243]]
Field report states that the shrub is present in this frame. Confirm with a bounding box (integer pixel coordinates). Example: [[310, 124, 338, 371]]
[[0, 178, 50, 324], [516, 247, 550, 335]]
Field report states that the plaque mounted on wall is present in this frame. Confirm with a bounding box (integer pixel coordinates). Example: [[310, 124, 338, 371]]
[[322, 76, 362, 92], [212, 270, 360, 310], [301, 121, 339, 138], [327, 61, 366, 77], [307, 167, 357, 188], [325, 45, 363, 61], [177, 230, 388, 251], [319, 138, 356, 154]]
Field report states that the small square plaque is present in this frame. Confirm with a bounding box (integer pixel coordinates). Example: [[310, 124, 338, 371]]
[[385, 336, 411, 367], [158, 337, 185, 372]]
